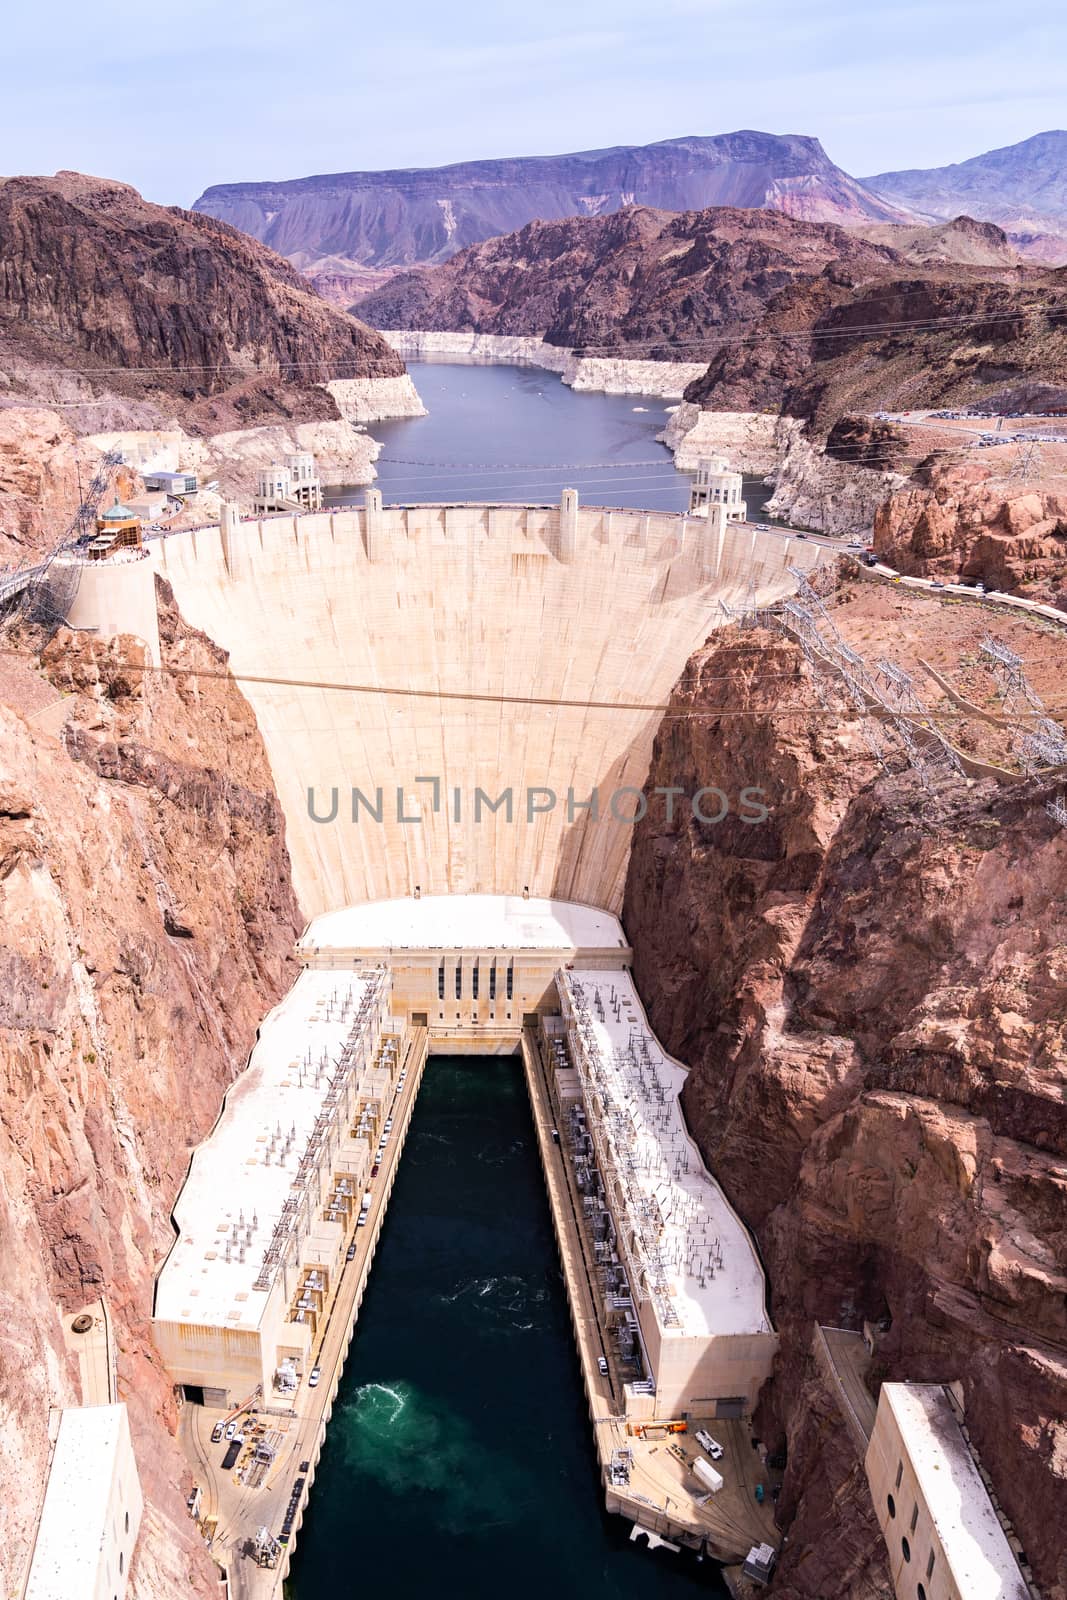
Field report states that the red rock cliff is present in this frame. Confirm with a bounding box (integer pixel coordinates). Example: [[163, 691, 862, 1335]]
[[0, 588, 301, 1596], [622, 609, 1067, 1599]]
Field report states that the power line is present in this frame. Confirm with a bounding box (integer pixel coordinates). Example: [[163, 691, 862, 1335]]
[[14, 653, 1065, 723], [5, 306, 1061, 383]]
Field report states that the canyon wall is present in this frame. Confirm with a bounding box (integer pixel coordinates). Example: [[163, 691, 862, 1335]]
[[0, 590, 301, 1597], [622, 610, 1067, 1600]]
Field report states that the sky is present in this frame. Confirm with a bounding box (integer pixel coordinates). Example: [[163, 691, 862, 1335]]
[[1, 0, 1063, 205]]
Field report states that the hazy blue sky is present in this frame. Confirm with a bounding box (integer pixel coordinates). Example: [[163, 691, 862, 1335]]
[[2, 0, 1062, 203]]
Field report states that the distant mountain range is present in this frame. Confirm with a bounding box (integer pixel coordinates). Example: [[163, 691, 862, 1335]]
[[192, 129, 1067, 297], [191, 131, 919, 299], [864, 131, 1067, 259]]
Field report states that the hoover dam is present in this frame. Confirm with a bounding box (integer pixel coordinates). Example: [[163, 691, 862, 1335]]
[[151, 494, 823, 917]]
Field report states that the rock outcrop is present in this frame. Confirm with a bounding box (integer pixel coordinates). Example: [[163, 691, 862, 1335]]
[[0, 407, 89, 563], [873, 458, 1067, 603], [622, 596, 1067, 1599], [0, 589, 302, 1597]]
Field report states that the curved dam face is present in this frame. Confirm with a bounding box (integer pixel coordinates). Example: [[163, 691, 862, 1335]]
[[152, 501, 821, 917]]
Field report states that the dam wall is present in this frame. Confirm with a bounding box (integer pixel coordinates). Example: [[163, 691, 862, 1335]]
[[151, 501, 822, 918]]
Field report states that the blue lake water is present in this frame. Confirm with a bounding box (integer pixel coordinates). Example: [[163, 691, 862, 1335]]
[[326, 359, 771, 516]]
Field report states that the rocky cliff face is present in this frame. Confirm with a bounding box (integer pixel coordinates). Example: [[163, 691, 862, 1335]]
[[0, 172, 404, 423], [873, 458, 1067, 603], [353, 201, 1067, 437], [0, 407, 89, 564], [354, 204, 900, 362], [192, 131, 916, 276], [0, 588, 302, 1596], [622, 594, 1067, 1599]]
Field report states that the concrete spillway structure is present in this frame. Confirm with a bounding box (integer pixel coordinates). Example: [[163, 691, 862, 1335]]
[[151, 498, 822, 918]]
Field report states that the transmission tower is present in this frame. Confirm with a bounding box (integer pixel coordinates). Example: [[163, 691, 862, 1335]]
[[874, 658, 966, 779], [978, 635, 1067, 773], [1008, 441, 1042, 483], [778, 597, 894, 771]]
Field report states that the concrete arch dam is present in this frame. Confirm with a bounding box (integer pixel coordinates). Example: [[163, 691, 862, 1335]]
[[152, 498, 822, 917]]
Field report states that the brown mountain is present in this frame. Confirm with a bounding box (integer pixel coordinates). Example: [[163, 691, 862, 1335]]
[[192, 131, 917, 277], [0, 171, 404, 429], [354, 204, 1067, 421], [354, 204, 901, 355]]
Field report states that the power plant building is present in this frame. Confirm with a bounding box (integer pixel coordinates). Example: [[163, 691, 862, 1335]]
[[23, 1404, 143, 1600], [865, 1384, 1031, 1600], [556, 968, 777, 1419], [153, 967, 392, 1407], [299, 893, 632, 1052]]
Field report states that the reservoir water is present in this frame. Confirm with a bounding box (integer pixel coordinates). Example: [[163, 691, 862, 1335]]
[[286, 1056, 728, 1599], [326, 358, 775, 518]]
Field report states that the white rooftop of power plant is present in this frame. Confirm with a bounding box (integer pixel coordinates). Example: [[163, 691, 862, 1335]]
[[562, 969, 772, 1341], [24, 1405, 131, 1600], [154, 967, 383, 1329], [299, 894, 629, 955], [881, 1385, 1030, 1600]]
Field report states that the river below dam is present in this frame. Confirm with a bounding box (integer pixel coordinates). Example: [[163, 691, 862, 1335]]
[[326, 358, 775, 517], [286, 1056, 728, 1599]]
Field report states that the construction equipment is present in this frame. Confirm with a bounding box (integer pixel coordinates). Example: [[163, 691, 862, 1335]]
[[627, 1418, 687, 1438], [251, 1527, 281, 1568]]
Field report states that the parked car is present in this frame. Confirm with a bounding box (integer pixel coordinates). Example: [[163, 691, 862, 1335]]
[[371, 1163, 380, 1178], [308, 1367, 321, 1388], [211, 1422, 224, 1444], [384, 1118, 393, 1133], [346, 1242, 357, 1261], [357, 1211, 369, 1227], [224, 1420, 237, 1441]]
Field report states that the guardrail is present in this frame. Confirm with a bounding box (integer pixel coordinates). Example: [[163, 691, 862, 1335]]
[[852, 556, 1067, 630]]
